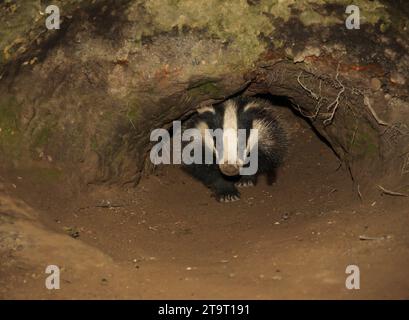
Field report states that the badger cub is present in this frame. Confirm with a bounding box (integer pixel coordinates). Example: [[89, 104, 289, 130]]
[[182, 97, 288, 202]]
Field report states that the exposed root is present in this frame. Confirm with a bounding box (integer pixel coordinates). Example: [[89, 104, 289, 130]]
[[323, 65, 345, 126], [296, 66, 346, 125], [294, 102, 321, 119], [357, 184, 363, 201], [296, 72, 322, 119], [364, 95, 389, 126], [377, 185, 408, 197], [297, 71, 320, 100]]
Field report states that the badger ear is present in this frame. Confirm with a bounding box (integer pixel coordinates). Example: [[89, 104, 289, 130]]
[[197, 105, 216, 115], [243, 100, 260, 112]]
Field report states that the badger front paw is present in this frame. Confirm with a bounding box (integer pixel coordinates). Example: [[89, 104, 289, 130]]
[[235, 176, 256, 188], [217, 190, 241, 202]]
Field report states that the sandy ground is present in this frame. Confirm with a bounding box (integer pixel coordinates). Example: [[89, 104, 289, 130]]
[[1, 111, 409, 299]]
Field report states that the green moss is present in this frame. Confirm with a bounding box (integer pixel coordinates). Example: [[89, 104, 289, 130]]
[[0, 97, 20, 130], [31, 167, 62, 183], [0, 96, 23, 158], [299, 10, 341, 26], [127, 105, 141, 124], [145, 0, 274, 68], [18, 167, 63, 184], [90, 135, 98, 152], [347, 0, 390, 25], [348, 128, 378, 158], [187, 80, 222, 98], [33, 126, 51, 147], [31, 123, 55, 151]]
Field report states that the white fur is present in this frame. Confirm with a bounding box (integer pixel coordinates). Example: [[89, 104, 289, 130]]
[[196, 121, 218, 160], [247, 119, 274, 154], [197, 105, 215, 114], [243, 100, 260, 112], [221, 100, 238, 165]]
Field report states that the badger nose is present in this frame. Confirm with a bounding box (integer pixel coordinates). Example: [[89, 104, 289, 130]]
[[219, 163, 240, 176]]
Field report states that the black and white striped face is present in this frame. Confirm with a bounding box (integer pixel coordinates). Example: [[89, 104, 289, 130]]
[[194, 97, 270, 176]]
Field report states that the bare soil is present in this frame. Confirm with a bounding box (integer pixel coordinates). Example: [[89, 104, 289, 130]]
[[1, 110, 409, 299]]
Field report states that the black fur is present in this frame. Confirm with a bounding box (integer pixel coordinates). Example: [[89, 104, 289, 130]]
[[182, 97, 288, 202]]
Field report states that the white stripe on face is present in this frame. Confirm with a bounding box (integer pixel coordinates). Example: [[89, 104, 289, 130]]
[[246, 119, 267, 155], [221, 100, 238, 164], [196, 121, 218, 159]]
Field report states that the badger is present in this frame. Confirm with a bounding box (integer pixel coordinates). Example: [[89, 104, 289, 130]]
[[182, 97, 288, 202]]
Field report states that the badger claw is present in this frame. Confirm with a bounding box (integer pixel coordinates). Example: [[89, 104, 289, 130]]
[[218, 194, 241, 202], [216, 189, 241, 202], [235, 180, 254, 188]]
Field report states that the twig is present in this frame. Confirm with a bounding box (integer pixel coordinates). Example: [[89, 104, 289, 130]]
[[95, 200, 126, 208], [357, 184, 363, 201], [359, 235, 387, 241], [377, 185, 408, 197], [364, 96, 389, 126]]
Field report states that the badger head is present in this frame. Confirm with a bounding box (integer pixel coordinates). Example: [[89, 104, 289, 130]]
[[195, 99, 265, 177]]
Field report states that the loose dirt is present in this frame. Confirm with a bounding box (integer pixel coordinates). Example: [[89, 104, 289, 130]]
[[1, 109, 408, 299]]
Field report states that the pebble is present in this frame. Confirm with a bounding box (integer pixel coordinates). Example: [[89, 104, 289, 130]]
[[384, 48, 397, 59], [390, 72, 406, 85], [370, 78, 382, 91]]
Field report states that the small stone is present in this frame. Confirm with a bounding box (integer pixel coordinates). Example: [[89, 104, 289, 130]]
[[370, 78, 382, 91], [384, 48, 397, 59], [293, 46, 321, 63], [390, 72, 406, 85]]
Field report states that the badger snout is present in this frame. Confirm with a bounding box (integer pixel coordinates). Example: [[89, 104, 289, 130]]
[[219, 163, 241, 176]]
